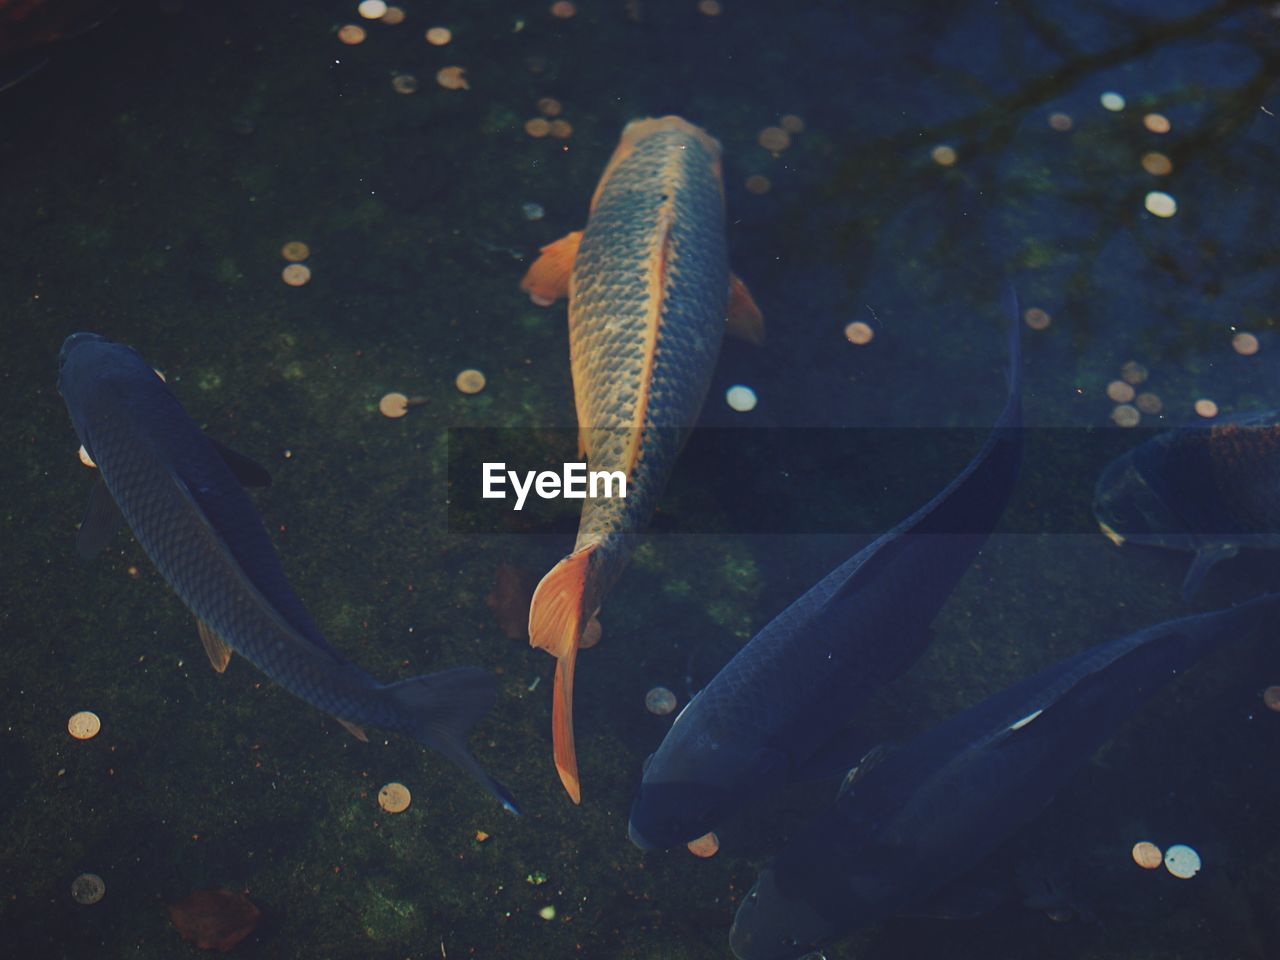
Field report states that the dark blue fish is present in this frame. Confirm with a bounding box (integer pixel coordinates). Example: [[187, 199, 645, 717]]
[[1094, 411, 1280, 599], [57, 333, 518, 815], [628, 296, 1022, 850], [728, 593, 1277, 960]]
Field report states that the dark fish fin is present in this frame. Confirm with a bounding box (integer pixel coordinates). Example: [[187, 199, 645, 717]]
[[337, 718, 369, 742], [196, 618, 233, 673], [209, 439, 272, 488], [725, 274, 765, 345], [984, 704, 1048, 750], [1180, 542, 1238, 600], [76, 477, 123, 559], [836, 742, 895, 798], [901, 879, 1007, 919], [385, 667, 521, 816], [789, 730, 880, 784]]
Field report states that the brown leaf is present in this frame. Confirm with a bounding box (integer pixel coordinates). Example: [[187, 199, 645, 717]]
[[486, 564, 536, 640], [167, 889, 262, 952]]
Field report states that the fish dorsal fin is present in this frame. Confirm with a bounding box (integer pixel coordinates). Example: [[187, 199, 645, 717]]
[[209, 439, 272, 488], [1180, 542, 1239, 600], [337, 718, 369, 742], [76, 477, 123, 559], [196, 617, 233, 673], [838, 743, 894, 798], [519, 231, 582, 306], [725, 274, 765, 345]]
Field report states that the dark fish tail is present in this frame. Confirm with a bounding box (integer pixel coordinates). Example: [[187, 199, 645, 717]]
[[384, 667, 521, 816]]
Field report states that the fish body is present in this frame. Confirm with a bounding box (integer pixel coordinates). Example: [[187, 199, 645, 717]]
[[520, 116, 762, 802], [57, 333, 517, 813], [628, 301, 1022, 849], [1093, 411, 1280, 599], [728, 593, 1277, 960]]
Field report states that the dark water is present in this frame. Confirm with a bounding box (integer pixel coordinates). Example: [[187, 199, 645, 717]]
[[2, 1, 1279, 957]]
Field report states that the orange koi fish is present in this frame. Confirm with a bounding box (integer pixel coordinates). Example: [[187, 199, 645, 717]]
[[520, 116, 763, 803]]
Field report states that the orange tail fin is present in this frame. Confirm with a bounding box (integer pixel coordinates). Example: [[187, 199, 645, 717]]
[[552, 652, 579, 803], [528, 547, 595, 803]]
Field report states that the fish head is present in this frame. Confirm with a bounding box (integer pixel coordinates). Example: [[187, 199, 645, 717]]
[[616, 116, 722, 163], [58, 332, 110, 374], [58, 333, 118, 444], [590, 116, 725, 213], [730, 867, 835, 960], [57, 333, 162, 450], [628, 724, 788, 849], [1092, 447, 1199, 551]]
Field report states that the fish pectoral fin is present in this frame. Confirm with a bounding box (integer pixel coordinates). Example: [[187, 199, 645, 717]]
[[210, 438, 272, 488], [836, 742, 895, 797], [76, 477, 123, 559], [520, 231, 582, 306], [1180, 542, 1239, 600], [337, 718, 369, 742], [725, 274, 765, 345], [196, 618, 234, 674]]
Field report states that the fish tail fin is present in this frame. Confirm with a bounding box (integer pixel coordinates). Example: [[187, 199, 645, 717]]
[[553, 650, 580, 804], [528, 547, 595, 804], [384, 667, 521, 815], [1180, 542, 1239, 600]]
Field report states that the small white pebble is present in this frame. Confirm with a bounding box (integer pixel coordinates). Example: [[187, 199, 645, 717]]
[[538, 905, 556, 920], [1100, 92, 1126, 112], [726, 385, 757, 413], [1194, 398, 1218, 419], [645, 686, 677, 716], [357, 0, 388, 19], [1144, 191, 1178, 218], [1164, 844, 1201, 879]]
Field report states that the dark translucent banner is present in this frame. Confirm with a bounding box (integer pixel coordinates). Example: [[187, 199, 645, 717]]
[[443, 425, 1280, 537]]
